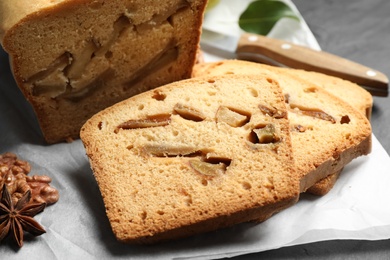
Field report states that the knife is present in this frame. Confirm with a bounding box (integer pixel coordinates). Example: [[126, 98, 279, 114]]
[[200, 29, 389, 97]]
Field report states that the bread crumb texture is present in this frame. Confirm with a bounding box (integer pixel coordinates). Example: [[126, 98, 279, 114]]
[[80, 75, 299, 243]]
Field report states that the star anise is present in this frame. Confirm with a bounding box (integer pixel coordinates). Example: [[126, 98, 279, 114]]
[[0, 184, 46, 247]]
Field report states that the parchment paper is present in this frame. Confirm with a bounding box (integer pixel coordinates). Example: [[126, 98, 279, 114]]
[[1, 1, 390, 259]]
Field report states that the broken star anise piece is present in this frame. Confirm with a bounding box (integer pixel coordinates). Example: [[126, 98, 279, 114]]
[[0, 184, 46, 247]]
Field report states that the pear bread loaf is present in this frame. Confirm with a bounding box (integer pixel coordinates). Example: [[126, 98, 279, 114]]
[[0, 0, 207, 143], [192, 60, 372, 194], [80, 75, 299, 243]]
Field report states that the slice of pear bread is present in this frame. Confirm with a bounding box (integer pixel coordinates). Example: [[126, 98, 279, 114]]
[[0, 0, 208, 143], [192, 60, 372, 194], [279, 68, 373, 119], [274, 67, 372, 195], [194, 61, 372, 120], [80, 75, 299, 243]]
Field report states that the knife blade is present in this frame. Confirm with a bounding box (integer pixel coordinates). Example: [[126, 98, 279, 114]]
[[200, 29, 389, 97]]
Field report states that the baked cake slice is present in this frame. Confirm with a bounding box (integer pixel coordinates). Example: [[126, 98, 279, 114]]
[[80, 75, 299, 243]]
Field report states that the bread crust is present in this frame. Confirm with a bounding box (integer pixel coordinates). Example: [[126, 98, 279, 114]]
[[306, 169, 342, 196]]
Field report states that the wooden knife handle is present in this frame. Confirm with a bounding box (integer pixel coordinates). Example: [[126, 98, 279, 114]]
[[236, 32, 389, 96]]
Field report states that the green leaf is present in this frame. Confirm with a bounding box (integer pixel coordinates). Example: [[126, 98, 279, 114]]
[[239, 0, 300, 35]]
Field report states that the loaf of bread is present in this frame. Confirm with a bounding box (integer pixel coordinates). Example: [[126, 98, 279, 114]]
[[80, 75, 299, 243], [0, 0, 208, 143], [192, 60, 372, 193]]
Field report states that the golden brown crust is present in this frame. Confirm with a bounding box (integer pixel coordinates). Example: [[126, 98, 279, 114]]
[[1, 0, 57, 39]]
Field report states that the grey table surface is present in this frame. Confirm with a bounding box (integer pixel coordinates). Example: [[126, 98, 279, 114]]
[[235, 0, 390, 259]]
